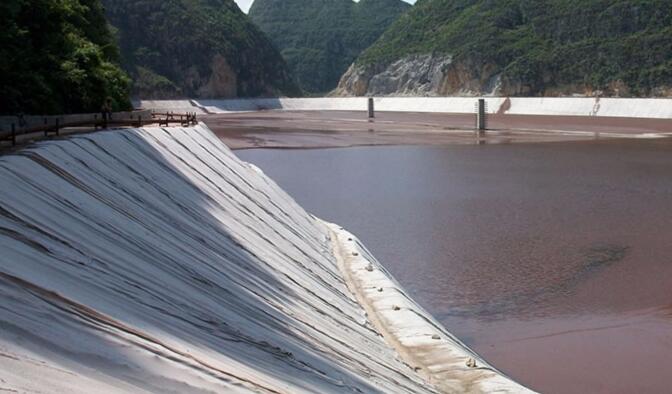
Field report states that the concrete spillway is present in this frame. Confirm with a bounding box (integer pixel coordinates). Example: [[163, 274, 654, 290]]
[[0, 124, 532, 393]]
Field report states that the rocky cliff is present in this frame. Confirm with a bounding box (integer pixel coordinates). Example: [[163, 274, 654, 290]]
[[249, 0, 410, 94], [336, 0, 672, 97], [103, 0, 299, 99]]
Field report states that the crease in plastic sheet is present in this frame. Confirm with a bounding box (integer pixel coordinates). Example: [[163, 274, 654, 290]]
[[0, 124, 438, 393]]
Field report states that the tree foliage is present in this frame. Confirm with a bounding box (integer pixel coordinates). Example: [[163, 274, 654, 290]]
[[103, 0, 300, 98], [357, 0, 672, 95], [0, 0, 131, 115], [249, 0, 411, 94]]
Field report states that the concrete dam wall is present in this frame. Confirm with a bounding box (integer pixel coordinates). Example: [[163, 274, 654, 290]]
[[0, 124, 532, 393], [140, 97, 672, 119]]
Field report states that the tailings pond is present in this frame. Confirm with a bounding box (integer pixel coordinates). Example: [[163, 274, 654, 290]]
[[238, 139, 672, 393]]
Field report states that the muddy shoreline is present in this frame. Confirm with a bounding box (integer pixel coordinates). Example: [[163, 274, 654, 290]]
[[202, 110, 672, 150]]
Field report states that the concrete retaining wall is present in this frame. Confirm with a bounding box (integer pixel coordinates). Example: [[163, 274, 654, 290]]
[[502, 97, 672, 118], [134, 100, 209, 115], [138, 97, 672, 119], [194, 98, 368, 113]]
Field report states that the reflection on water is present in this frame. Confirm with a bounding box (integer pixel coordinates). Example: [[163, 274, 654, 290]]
[[238, 139, 672, 393]]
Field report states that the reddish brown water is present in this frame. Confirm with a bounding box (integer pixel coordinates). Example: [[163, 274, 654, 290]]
[[238, 139, 672, 393], [203, 111, 672, 150]]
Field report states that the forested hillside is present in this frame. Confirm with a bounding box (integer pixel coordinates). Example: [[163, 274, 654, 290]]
[[0, 0, 131, 115], [249, 0, 410, 94], [103, 0, 299, 99], [337, 0, 672, 97]]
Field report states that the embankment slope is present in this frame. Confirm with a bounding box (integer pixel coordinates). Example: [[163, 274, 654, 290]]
[[0, 125, 530, 392]]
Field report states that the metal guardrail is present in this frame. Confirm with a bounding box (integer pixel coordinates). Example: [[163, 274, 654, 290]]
[[0, 111, 198, 147]]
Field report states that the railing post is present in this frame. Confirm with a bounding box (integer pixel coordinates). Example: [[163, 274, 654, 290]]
[[55, 118, 60, 136], [368, 97, 375, 119], [11, 123, 16, 146]]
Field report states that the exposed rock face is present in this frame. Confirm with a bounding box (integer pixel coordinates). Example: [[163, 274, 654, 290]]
[[196, 55, 238, 98], [366, 55, 453, 96], [335, 54, 502, 97]]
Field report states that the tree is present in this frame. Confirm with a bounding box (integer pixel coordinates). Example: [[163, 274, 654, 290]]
[[0, 0, 131, 115]]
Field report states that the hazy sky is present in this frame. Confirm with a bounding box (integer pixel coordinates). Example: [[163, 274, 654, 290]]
[[234, 0, 417, 13]]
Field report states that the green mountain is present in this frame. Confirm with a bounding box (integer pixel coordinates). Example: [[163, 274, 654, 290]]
[[337, 0, 672, 97], [0, 0, 131, 115], [102, 0, 299, 99], [249, 0, 411, 94]]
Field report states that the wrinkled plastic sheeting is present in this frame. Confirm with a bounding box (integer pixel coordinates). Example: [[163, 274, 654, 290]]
[[0, 124, 437, 393]]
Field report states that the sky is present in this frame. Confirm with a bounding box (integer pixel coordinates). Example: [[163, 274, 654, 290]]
[[234, 0, 417, 13]]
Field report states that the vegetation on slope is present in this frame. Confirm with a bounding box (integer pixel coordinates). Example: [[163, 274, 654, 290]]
[[103, 0, 300, 99], [249, 0, 410, 93], [0, 0, 131, 115], [356, 0, 672, 96]]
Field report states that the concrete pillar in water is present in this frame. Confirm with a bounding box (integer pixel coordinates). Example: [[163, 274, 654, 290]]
[[368, 97, 375, 119], [476, 98, 486, 131]]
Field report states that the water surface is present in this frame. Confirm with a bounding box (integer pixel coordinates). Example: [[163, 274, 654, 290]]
[[238, 139, 672, 393]]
